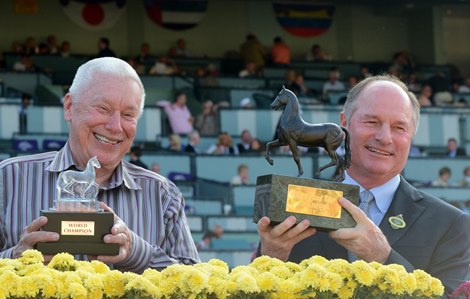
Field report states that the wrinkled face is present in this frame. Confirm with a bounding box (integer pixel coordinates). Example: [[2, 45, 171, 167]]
[[64, 72, 141, 173], [340, 81, 415, 187]]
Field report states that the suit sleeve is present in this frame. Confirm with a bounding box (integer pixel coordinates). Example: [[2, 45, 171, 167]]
[[385, 212, 470, 296]]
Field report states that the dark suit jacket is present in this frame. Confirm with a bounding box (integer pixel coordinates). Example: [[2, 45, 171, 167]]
[[446, 148, 467, 157], [273, 178, 470, 296]]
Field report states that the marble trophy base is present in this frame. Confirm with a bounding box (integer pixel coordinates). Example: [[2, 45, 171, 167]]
[[254, 174, 359, 231], [36, 211, 119, 255]]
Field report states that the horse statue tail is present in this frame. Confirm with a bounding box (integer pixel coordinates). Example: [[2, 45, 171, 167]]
[[341, 127, 352, 170]]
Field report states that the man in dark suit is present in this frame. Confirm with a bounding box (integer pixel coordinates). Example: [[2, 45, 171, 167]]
[[446, 137, 466, 157], [257, 75, 470, 296]]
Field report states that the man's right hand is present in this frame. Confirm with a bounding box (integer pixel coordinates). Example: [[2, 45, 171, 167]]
[[257, 216, 316, 261], [12, 216, 59, 260]]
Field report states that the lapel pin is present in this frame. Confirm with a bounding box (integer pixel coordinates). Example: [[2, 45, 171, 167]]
[[388, 214, 406, 229]]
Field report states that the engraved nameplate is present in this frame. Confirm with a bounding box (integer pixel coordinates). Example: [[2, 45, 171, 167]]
[[286, 184, 343, 219], [61, 221, 95, 236]]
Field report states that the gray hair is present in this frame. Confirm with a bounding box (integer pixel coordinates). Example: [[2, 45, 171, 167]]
[[68, 57, 145, 117], [342, 74, 420, 135]]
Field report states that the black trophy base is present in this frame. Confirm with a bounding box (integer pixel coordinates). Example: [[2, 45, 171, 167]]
[[253, 174, 359, 231], [36, 211, 119, 256]]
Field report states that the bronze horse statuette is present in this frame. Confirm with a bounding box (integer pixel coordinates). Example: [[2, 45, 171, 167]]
[[265, 86, 351, 178]]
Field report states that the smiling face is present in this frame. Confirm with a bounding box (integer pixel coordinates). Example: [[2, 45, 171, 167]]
[[64, 72, 142, 178], [340, 81, 415, 189]]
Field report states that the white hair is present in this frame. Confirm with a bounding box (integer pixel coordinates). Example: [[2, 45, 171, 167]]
[[68, 57, 145, 116]]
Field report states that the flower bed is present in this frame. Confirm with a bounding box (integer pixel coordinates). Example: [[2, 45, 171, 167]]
[[0, 250, 444, 299]]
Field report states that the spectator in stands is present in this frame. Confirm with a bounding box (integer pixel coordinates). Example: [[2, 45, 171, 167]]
[[157, 91, 194, 135], [458, 78, 470, 93], [46, 34, 60, 55], [405, 72, 421, 93], [0, 57, 199, 270], [271, 36, 290, 65], [60, 41, 72, 58], [37, 43, 50, 55], [240, 33, 267, 72], [347, 75, 359, 90], [427, 72, 452, 106], [256, 75, 470, 292], [128, 146, 148, 169], [359, 65, 372, 80], [238, 61, 258, 78], [167, 134, 183, 152], [149, 56, 178, 76], [240, 98, 253, 109], [305, 44, 329, 62], [322, 67, 346, 100], [431, 166, 452, 187], [458, 166, 470, 187], [151, 163, 161, 174], [390, 50, 414, 79], [11, 41, 24, 54], [196, 231, 217, 250], [289, 74, 310, 97], [446, 137, 466, 157], [184, 130, 201, 153], [417, 84, 433, 107], [408, 144, 422, 157], [126, 57, 145, 75], [237, 129, 254, 153], [206, 132, 238, 155], [18, 94, 32, 135], [194, 99, 217, 136], [231, 164, 249, 185], [97, 37, 116, 58], [196, 224, 224, 250], [136, 42, 154, 65], [13, 55, 35, 72], [250, 138, 264, 153], [24, 37, 38, 56], [169, 38, 191, 58]]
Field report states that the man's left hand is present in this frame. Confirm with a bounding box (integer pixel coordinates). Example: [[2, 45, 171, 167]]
[[94, 202, 133, 264], [329, 197, 391, 263]]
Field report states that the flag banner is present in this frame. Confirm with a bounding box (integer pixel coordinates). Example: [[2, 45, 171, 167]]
[[145, 0, 208, 31], [272, 1, 335, 38], [60, 0, 126, 31]]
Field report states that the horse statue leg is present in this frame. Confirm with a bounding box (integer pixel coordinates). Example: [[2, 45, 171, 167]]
[[265, 139, 283, 165], [317, 147, 339, 176], [288, 141, 303, 177]]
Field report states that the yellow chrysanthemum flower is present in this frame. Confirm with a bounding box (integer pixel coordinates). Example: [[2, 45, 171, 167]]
[[19, 249, 44, 265], [350, 260, 375, 286], [67, 282, 88, 299], [47, 252, 78, 272], [102, 270, 126, 297]]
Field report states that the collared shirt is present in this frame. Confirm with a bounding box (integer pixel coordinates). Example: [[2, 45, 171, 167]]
[[158, 101, 193, 134], [0, 142, 200, 272], [343, 172, 400, 226]]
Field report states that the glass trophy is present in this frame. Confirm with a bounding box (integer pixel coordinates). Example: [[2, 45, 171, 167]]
[[253, 87, 359, 230], [36, 157, 119, 255]]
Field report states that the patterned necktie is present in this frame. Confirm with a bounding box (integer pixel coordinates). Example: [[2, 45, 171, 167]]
[[348, 190, 375, 262]]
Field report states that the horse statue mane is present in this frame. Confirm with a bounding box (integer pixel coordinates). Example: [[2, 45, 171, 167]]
[[265, 86, 351, 179], [56, 156, 101, 200]]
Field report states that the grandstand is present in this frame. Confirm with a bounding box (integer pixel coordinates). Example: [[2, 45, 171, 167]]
[[1, 0, 470, 269]]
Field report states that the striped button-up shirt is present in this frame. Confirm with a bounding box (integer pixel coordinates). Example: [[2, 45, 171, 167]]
[[0, 142, 200, 272]]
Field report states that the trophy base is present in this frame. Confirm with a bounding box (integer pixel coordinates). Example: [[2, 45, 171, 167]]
[[253, 174, 359, 231], [35, 211, 119, 256]]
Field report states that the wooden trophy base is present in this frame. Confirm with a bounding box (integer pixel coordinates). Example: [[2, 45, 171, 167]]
[[36, 211, 119, 255]]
